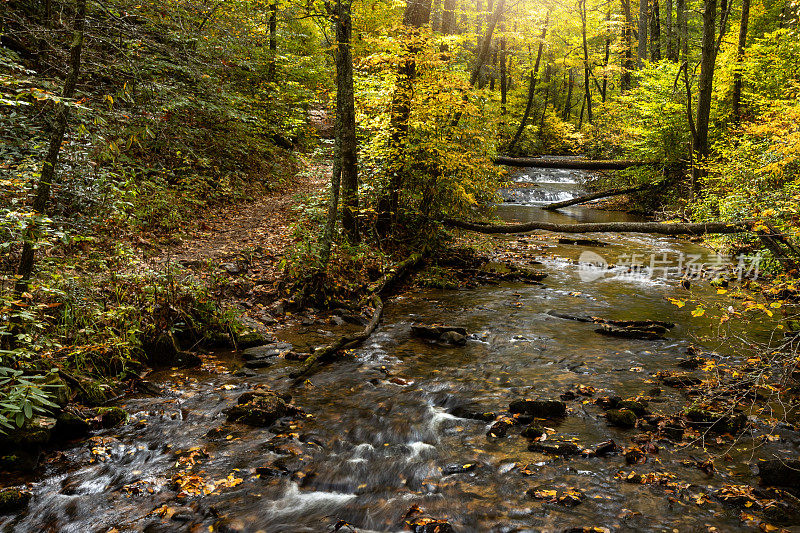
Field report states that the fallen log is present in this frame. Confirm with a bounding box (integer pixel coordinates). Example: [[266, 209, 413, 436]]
[[445, 218, 751, 235], [542, 184, 646, 210], [289, 253, 422, 383], [494, 157, 653, 169]]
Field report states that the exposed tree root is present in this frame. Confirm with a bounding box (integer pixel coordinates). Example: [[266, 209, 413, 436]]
[[289, 253, 422, 384]]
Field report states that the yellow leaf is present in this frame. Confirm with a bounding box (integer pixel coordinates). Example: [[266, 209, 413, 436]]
[[691, 307, 705, 317], [668, 298, 686, 308]]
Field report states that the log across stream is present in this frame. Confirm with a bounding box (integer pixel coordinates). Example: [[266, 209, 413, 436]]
[[1, 165, 793, 533]]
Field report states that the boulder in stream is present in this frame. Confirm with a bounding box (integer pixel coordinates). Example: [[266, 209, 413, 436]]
[[605, 409, 637, 428], [225, 390, 296, 427], [406, 518, 455, 533], [685, 408, 746, 434], [528, 441, 582, 456], [594, 324, 665, 341], [411, 324, 468, 346], [759, 459, 800, 487], [508, 399, 567, 419], [0, 488, 31, 514]]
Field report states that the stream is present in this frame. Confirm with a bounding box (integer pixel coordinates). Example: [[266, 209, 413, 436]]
[[2, 165, 798, 533]]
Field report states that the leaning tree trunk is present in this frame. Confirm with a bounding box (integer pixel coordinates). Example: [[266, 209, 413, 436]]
[[16, 0, 87, 296], [580, 0, 593, 123], [691, 0, 718, 196], [637, 0, 649, 67], [732, 0, 750, 122], [507, 13, 549, 153]]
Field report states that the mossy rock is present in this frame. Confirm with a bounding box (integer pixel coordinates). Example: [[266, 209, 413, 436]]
[[237, 329, 268, 349], [45, 374, 71, 408], [606, 409, 638, 428], [53, 411, 91, 440], [75, 381, 114, 406], [225, 391, 295, 427], [617, 400, 648, 417], [0, 416, 56, 448], [97, 407, 127, 428], [685, 408, 746, 434], [0, 488, 31, 513]]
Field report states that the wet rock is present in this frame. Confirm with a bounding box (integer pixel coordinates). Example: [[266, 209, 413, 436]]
[[605, 409, 637, 428], [521, 425, 546, 440], [142, 331, 199, 367], [406, 518, 455, 533], [255, 465, 290, 477], [624, 447, 647, 465], [53, 411, 90, 440], [0, 488, 31, 513], [560, 391, 577, 401], [662, 374, 702, 387], [0, 416, 55, 448], [563, 527, 611, 533], [330, 316, 346, 326], [75, 380, 115, 406], [449, 405, 496, 422], [594, 396, 622, 410], [237, 329, 268, 349], [442, 462, 478, 475], [547, 311, 593, 322], [662, 424, 684, 441], [487, 417, 515, 438], [508, 399, 567, 419], [685, 409, 746, 434], [759, 459, 800, 487], [558, 237, 607, 247], [233, 368, 257, 377], [97, 407, 127, 428], [0, 450, 40, 471], [439, 330, 467, 346], [617, 400, 648, 417], [284, 351, 310, 362], [528, 441, 582, 456], [592, 439, 618, 457], [225, 390, 295, 427], [595, 325, 664, 341], [242, 342, 292, 360], [411, 324, 467, 340], [557, 489, 584, 507], [677, 356, 707, 369]]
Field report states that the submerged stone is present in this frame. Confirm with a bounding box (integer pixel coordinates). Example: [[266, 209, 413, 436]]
[[759, 459, 800, 487]]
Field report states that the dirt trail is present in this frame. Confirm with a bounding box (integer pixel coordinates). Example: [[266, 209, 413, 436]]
[[156, 150, 330, 288]]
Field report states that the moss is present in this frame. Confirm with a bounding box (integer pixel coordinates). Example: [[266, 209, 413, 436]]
[[0, 488, 31, 513], [606, 409, 638, 428], [76, 381, 113, 406], [97, 407, 127, 428]]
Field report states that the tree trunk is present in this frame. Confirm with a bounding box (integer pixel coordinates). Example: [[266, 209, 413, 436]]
[[602, 6, 611, 102], [507, 13, 549, 153], [539, 61, 551, 128], [469, 0, 505, 86], [441, 0, 456, 34], [732, 0, 750, 122], [379, 0, 432, 234], [444, 218, 751, 235], [580, 0, 593, 123], [665, 0, 677, 60], [431, 0, 442, 30], [637, 0, 649, 67], [337, 0, 359, 244], [677, 0, 688, 60], [494, 156, 652, 169], [267, 2, 277, 82], [621, 0, 634, 89], [563, 68, 574, 119], [691, 0, 718, 196], [16, 0, 87, 295], [650, 0, 661, 61], [500, 34, 507, 115]]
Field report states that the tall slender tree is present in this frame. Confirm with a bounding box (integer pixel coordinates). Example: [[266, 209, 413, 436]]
[[508, 12, 549, 153], [732, 0, 751, 122], [16, 0, 87, 295], [691, 0, 719, 194], [637, 0, 649, 67], [580, 0, 593, 123]]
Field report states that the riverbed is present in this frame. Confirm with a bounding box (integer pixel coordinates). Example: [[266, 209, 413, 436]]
[[2, 165, 797, 533]]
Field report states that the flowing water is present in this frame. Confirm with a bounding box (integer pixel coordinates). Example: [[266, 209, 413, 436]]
[[2, 166, 796, 533]]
